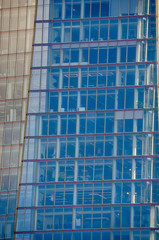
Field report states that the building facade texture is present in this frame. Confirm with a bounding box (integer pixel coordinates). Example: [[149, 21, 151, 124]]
[[1, 0, 159, 239], [0, 0, 36, 239]]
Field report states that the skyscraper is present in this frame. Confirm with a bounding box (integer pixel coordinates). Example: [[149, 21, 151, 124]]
[[1, 0, 159, 239]]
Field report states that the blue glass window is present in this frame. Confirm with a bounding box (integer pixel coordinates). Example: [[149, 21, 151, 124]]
[[124, 136, 132, 155], [106, 113, 114, 132], [90, 21, 99, 41], [84, 3, 90, 18], [64, 22, 71, 42], [109, 20, 118, 40], [122, 206, 130, 227], [99, 48, 107, 64], [93, 184, 102, 204], [120, 0, 128, 16], [83, 210, 92, 228], [133, 206, 140, 227], [101, 1, 109, 17], [122, 183, 131, 203], [88, 91, 96, 110], [83, 232, 91, 240], [126, 66, 135, 85], [90, 48, 98, 64], [102, 208, 111, 228], [117, 136, 123, 156], [126, 89, 134, 109], [54, 233, 62, 240], [71, 49, 79, 63], [128, 19, 137, 39], [72, 24, 80, 42], [110, 0, 119, 16], [141, 206, 150, 227], [53, 4, 62, 19], [52, 23, 61, 43], [63, 232, 71, 240], [100, 20, 108, 40], [44, 233, 52, 240], [106, 90, 115, 109], [96, 113, 104, 133], [108, 47, 117, 63], [117, 89, 124, 109], [72, 3, 81, 18], [85, 160, 93, 180], [102, 231, 110, 240], [103, 183, 111, 204], [129, 0, 138, 15], [107, 66, 116, 86], [120, 19, 128, 39], [127, 46, 136, 62], [105, 136, 113, 156], [65, 4, 71, 19], [147, 41, 156, 61], [65, 184, 73, 205], [120, 47, 126, 62], [112, 207, 120, 227], [125, 119, 133, 132], [91, 3, 99, 17], [73, 232, 81, 240], [92, 231, 100, 240], [97, 90, 105, 110], [123, 159, 132, 179]]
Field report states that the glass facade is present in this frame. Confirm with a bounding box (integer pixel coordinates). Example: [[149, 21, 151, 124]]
[[0, 0, 158, 239], [0, 0, 36, 239]]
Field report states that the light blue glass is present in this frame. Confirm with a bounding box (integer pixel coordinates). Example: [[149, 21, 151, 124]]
[[53, 4, 62, 19], [110, 0, 118, 16], [120, 0, 128, 16]]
